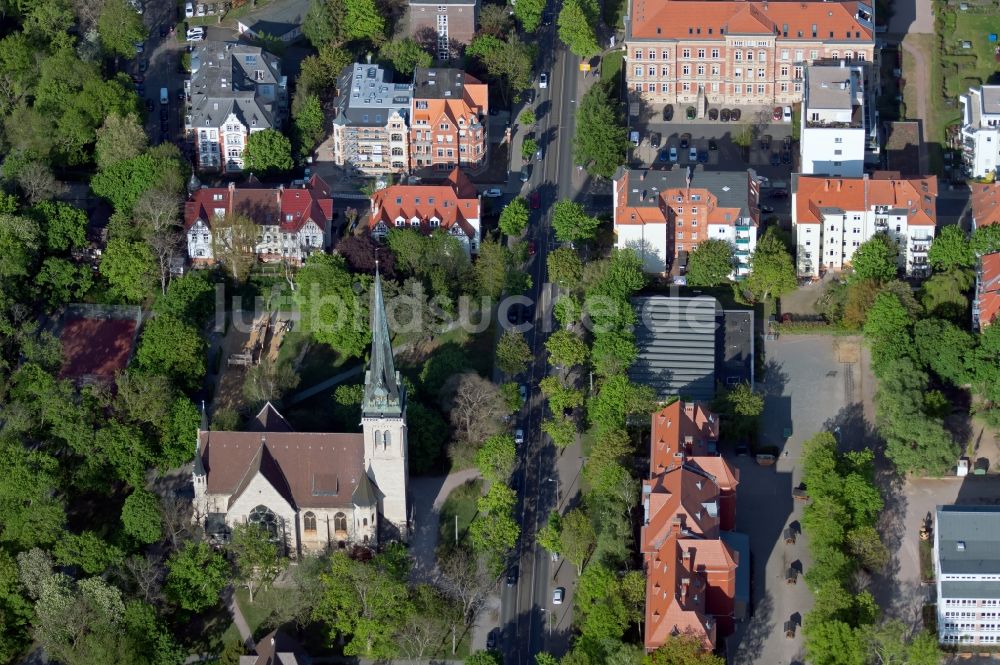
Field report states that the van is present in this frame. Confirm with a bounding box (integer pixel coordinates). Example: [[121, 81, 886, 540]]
[[160, 88, 168, 105]]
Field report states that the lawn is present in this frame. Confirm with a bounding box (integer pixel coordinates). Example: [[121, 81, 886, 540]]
[[601, 50, 624, 87], [939, 7, 1000, 99], [436, 479, 483, 555]]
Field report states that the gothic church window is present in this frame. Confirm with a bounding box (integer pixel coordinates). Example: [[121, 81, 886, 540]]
[[249, 505, 279, 540], [303, 511, 317, 533], [334, 513, 348, 532]]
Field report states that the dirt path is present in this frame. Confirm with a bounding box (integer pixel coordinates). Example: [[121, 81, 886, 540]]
[[901, 36, 932, 174], [407, 468, 483, 583]]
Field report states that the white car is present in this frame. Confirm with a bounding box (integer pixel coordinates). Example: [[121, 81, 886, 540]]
[[783, 105, 792, 122], [185, 1, 194, 16], [518, 384, 527, 401], [514, 429, 525, 446], [186, 27, 205, 41], [134, 41, 144, 54], [669, 147, 678, 162], [539, 72, 548, 89], [197, 4, 206, 16], [553, 587, 565, 605], [483, 187, 502, 198], [689, 147, 697, 162]]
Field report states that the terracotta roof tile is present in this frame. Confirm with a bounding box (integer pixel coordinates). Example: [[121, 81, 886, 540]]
[[650, 401, 721, 472], [794, 173, 937, 225], [184, 176, 335, 232], [972, 183, 1000, 228], [980, 252, 1000, 329], [370, 168, 480, 240]]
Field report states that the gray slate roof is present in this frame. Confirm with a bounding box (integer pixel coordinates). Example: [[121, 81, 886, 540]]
[[413, 68, 470, 99], [333, 64, 412, 127], [630, 296, 721, 401], [941, 581, 1000, 600], [617, 166, 755, 217], [936, 505, 1000, 575], [188, 42, 285, 130], [238, 0, 309, 39], [981, 86, 1000, 115]]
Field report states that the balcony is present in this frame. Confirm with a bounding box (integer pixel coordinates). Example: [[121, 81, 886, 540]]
[[911, 245, 929, 254], [736, 237, 751, 246], [736, 250, 750, 258]]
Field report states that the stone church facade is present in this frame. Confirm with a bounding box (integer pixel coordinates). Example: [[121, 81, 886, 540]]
[[193, 272, 409, 555]]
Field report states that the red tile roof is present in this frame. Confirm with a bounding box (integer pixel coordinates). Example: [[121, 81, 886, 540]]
[[972, 183, 1000, 229], [629, 0, 874, 41], [370, 168, 480, 239], [794, 173, 937, 225], [184, 175, 334, 232], [980, 252, 1000, 330], [650, 401, 720, 473], [58, 316, 137, 381]]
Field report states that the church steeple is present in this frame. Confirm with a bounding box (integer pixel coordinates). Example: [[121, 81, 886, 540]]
[[362, 265, 404, 418]]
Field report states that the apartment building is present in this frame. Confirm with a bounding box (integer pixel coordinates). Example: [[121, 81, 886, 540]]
[[641, 401, 747, 651], [971, 183, 1000, 330], [409, 0, 478, 60], [623, 0, 875, 108], [934, 505, 1000, 646], [959, 85, 1000, 178], [800, 63, 878, 176], [184, 176, 334, 266], [369, 167, 481, 255], [410, 68, 488, 175], [792, 172, 937, 278], [331, 64, 412, 176], [613, 167, 760, 278], [186, 42, 287, 173]]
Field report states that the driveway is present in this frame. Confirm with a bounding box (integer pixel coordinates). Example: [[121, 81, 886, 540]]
[[888, 0, 935, 35]]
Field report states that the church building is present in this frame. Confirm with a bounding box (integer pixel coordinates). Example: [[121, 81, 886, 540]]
[[192, 271, 409, 554]]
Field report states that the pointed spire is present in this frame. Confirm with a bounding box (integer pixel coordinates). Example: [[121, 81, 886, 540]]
[[362, 262, 404, 418]]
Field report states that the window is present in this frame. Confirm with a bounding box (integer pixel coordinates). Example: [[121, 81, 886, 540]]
[[662, 66, 670, 76], [676, 232, 685, 240], [648, 48, 656, 59], [697, 65, 705, 75], [334, 512, 348, 533], [810, 49, 819, 60], [648, 83, 655, 91], [781, 49, 789, 60], [734, 83, 741, 94], [734, 69, 742, 79], [795, 49, 803, 61], [758, 68, 766, 78], [858, 52, 866, 61], [780, 82, 788, 92], [682, 48, 691, 59], [711, 82, 719, 92], [735, 51, 742, 61], [834, 149, 843, 155], [781, 66, 789, 77], [635, 66, 643, 77], [758, 50, 766, 61], [746, 50, 753, 61], [661, 83, 670, 92], [249, 505, 279, 540], [698, 48, 705, 58], [711, 48, 719, 59], [758, 84, 765, 94], [683, 65, 690, 75], [648, 66, 656, 76], [662, 49, 670, 59], [634, 50, 643, 59], [303, 512, 317, 532], [711, 64, 719, 75]]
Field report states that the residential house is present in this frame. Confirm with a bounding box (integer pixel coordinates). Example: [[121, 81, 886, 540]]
[[933, 505, 1000, 646], [186, 42, 287, 173], [194, 272, 410, 553], [613, 167, 760, 278], [799, 62, 878, 176], [623, 0, 875, 109], [959, 85, 1000, 179], [409, 68, 488, 175], [641, 402, 748, 651], [408, 0, 479, 60], [240, 630, 310, 665], [792, 172, 937, 278], [369, 167, 482, 255], [184, 176, 334, 266], [971, 183, 1000, 330], [331, 64, 412, 176]]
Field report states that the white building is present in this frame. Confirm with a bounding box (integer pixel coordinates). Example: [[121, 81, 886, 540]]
[[800, 63, 878, 177], [185, 42, 287, 173], [331, 64, 412, 176], [960, 85, 1000, 179], [934, 505, 1000, 646], [792, 172, 937, 278], [613, 167, 760, 279]]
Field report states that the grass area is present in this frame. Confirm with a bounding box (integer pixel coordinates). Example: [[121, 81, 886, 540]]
[[437, 479, 483, 555], [234, 586, 299, 639], [939, 6, 1000, 98], [277, 330, 350, 386], [601, 50, 624, 86], [919, 536, 935, 582]]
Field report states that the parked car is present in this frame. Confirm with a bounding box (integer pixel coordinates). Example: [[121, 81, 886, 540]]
[[514, 428, 525, 445], [530, 191, 540, 209], [159, 25, 169, 37], [553, 587, 565, 605], [708, 108, 719, 121], [697, 150, 709, 163], [708, 138, 718, 150], [685, 106, 696, 120], [483, 187, 502, 198], [539, 72, 548, 89], [770, 152, 781, 166], [185, 1, 194, 17], [720, 108, 731, 122], [506, 566, 519, 586], [783, 105, 793, 122], [629, 130, 640, 147], [669, 147, 678, 162], [760, 134, 772, 150], [663, 104, 674, 121], [134, 41, 144, 54], [650, 132, 661, 149], [535, 148, 543, 161], [132, 74, 144, 84], [783, 135, 793, 148], [160, 108, 168, 121], [770, 189, 789, 199], [760, 204, 775, 213], [520, 167, 530, 182], [178, 88, 186, 101], [136, 83, 145, 95], [186, 27, 205, 41], [145, 99, 154, 112], [659, 149, 670, 162], [196, 3, 206, 16], [773, 106, 783, 121], [688, 147, 697, 162], [735, 442, 749, 456], [731, 108, 741, 121], [487, 629, 498, 650], [781, 150, 791, 164], [527, 240, 536, 256], [679, 133, 690, 149]]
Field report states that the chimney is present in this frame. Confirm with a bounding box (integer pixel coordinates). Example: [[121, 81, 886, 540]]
[[277, 184, 284, 205], [672, 514, 685, 534], [227, 181, 236, 216], [684, 402, 695, 416], [640, 170, 647, 181], [837, 179, 843, 192], [824, 179, 830, 191]]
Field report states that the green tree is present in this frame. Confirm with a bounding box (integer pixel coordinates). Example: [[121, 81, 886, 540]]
[[537, 512, 562, 554], [574, 81, 628, 178], [972, 223, 1000, 255], [121, 489, 163, 545], [575, 563, 628, 641], [100, 238, 156, 303], [0, 550, 32, 663], [345, 0, 386, 43], [591, 330, 639, 377], [292, 94, 326, 159], [552, 200, 600, 244], [166, 542, 229, 613], [379, 38, 432, 76], [295, 253, 370, 359], [408, 402, 449, 474], [645, 634, 725, 665], [97, 0, 148, 58], [928, 224, 975, 271], [559, 508, 595, 574], [475, 434, 517, 484], [913, 318, 973, 385], [686, 238, 735, 286], [728, 382, 764, 417], [298, 44, 353, 97], [547, 246, 583, 285], [539, 376, 584, 412], [967, 324, 1000, 404], [135, 314, 207, 391], [466, 652, 502, 665], [589, 375, 656, 432], [496, 329, 532, 375], [420, 343, 470, 395], [863, 291, 914, 370], [478, 3, 514, 36], [32, 200, 88, 252], [545, 329, 589, 368], [804, 619, 866, 665], [541, 414, 577, 448], [244, 129, 294, 175], [0, 214, 40, 281], [303, 0, 347, 47], [499, 197, 530, 237], [919, 267, 973, 321], [37, 257, 93, 307], [53, 532, 124, 575], [90, 150, 186, 215], [501, 381, 525, 412], [850, 233, 898, 282], [746, 227, 797, 302], [474, 239, 529, 299], [845, 526, 889, 571], [864, 620, 941, 665], [521, 137, 539, 161], [0, 439, 66, 550], [535, 653, 559, 665], [558, 0, 600, 57], [519, 107, 536, 126], [95, 113, 148, 170], [513, 0, 545, 31], [466, 35, 536, 105], [229, 523, 284, 603], [468, 485, 520, 573], [154, 270, 216, 326]]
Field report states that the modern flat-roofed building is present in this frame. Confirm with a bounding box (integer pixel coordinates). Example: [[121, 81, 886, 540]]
[[409, 68, 488, 175], [800, 63, 878, 176], [331, 64, 412, 176], [934, 505, 1000, 646], [623, 0, 875, 109], [959, 85, 1000, 178], [792, 172, 937, 278]]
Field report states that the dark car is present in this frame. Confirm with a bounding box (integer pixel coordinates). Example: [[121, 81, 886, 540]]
[[708, 108, 719, 121], [138, 59, 147, 72], [524, 89, 535, 104], [132, 74, 144, 84], [159, 25, 169, 37], [708, 138, 718, 150], [145, 98, 154, 112], [720, 108, 731, 122], [781, 150, 791, 164], [783, 135, 793, 148], [731, 108, 741, 121], [679, 133, 691, 149], [685, 106, 696, 120], [542, 10, 553, 25], [760, 134, 772, 150], [658, 149, 670, 162], [160, 121, 169, 133], [663, 104, 674, 121], [527, 240, 536, 256], [697, 150, 709, 163], [650, 132, 662, 149], [506, 566, 519, 586], [735, 442, 749, 456], [530, 191, 540, 209], [487, 629, 498, 650], [760, 204, 775, 213], [160, 109, 169, 121], [178, 88, 186, 101], [136, 83, 145, 95], [520, 166, 531, 182], [770, 189, 789, 199], [770, 152, 781, 166]]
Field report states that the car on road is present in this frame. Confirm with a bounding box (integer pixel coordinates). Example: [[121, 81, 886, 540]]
[[539, 72, 548, 89], [663, 104, 674, 121], [520, 167, 530, 182], [685, 106, 696, 120], [136, 83, 145, 95], [708, 138, 718, 150], [760, 204, 775, 213], [138, 59, 147, 72], [186, 27, 205, 41], [542, 10, 553, 24], [160, 25, 169, 37], [770, 152, 781, 166], [658, 149, 670, 162], [650, 132, 661, 149], [185, 1, 194, 16], [553, 587, 565, 605], [483, 187, 502, 198], [697, 150, 709, 163], [145, 99, 154, 112], [688, 147, 697, 162], [760, 134, 772, 151], [720, 108, 731, 122], [530, 191, 540, 209], [178, 88, 186, 101], [535, 148, 543, 161], [783, 106, 793, 122], [679, 133, 690, 149], [773, 106, 783, 121], [527, 240, 536, 256], [735, 442, 749, 456], [668, 147, 678, 162], [731, 108, 741, 121], [506, 566, 518, 586], [132, 74, 144, 84], [708, 108, 719, 121], [514, 428, 525, 446]]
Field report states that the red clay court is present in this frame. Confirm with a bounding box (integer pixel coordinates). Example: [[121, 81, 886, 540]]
[[59, 316, 138, 381]]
